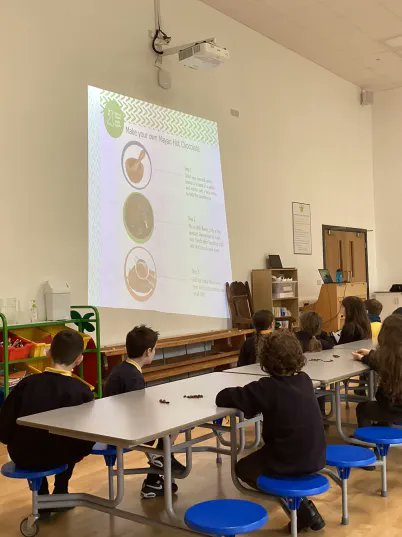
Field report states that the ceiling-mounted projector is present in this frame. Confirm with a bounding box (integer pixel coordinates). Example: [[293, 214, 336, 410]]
[[178, 42, 230, 70]]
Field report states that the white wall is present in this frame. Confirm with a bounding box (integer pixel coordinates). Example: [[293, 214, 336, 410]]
[[373, 87, 402, 292], [0, 0, 375, 343]]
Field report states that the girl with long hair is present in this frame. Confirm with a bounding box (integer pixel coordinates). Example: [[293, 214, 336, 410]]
[[353, 314, 402, 426], [338, 296, 371, 345]]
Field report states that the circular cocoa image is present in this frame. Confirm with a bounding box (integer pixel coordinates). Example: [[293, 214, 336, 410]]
[[124, 247, 157, 301], [123, 192, 154, 243], [121, 141, 152, 189]]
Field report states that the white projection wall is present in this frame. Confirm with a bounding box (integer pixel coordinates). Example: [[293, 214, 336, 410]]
[[88, 86, 232, 318]]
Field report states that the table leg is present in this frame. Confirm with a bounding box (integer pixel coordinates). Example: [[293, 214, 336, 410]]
[[334, 382, 376, 447], [335, 382, 352, 442], [163, 435, 176, 519], [368, 370, 375, 401]]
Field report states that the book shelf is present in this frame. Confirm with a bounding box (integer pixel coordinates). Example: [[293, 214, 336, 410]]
[[251, 268, 299, 328]]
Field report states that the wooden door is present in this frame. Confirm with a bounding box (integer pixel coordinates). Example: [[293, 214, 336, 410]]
[[347, 232, 366, 283], [323, 228, 367, 284], [323, 229, 344, 281]]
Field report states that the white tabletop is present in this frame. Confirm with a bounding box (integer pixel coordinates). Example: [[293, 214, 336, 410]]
[[18, 373, 264, 448], [303, 348, 369, 384], [335, 339, 375, 351], [224, 365, 320, 388], [225, 348, 369, 385]]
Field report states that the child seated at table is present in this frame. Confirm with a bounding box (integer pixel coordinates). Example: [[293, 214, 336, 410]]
[[296, 312, 333, 416], [365, 298, 382, 341], [104, 325, 185, 499], [353, 314, 402, 427], [238, 309, 274, 367], [0, 330, 94, 506], [296, 312, 334, 353], [333, 296, 371, 345], [216, 331, 326, 533]]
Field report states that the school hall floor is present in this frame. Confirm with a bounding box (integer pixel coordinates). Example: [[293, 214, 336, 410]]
[[1, 404, 402, 537]]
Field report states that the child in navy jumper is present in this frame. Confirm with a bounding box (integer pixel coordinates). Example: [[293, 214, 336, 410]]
[[296, 311, 334, 353], [353, 315, 402, 426], [0, 331, 94, 506], [238, 309, 274, 367], [335, 296, 371, 345], [104, 325, 185, 499], [216, 331, 326, 532]]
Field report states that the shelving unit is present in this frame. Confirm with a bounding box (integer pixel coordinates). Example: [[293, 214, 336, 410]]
[[102, 329, 253, 384], [251, 268, 299, 328], [0, 306, 102, 399]]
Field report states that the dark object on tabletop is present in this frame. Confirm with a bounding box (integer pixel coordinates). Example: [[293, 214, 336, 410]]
[[265, 255, 283, 269], [159, 399, 170, 404], [390, 284, 402, 292]]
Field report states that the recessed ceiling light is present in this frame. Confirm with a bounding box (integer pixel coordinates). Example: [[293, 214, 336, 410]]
[[385, 35, 402, 48]]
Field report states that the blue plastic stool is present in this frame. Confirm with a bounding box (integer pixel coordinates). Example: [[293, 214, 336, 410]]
[[1, 461, 68, 536], [354, 426, 402, 497], [257, 474, 329, 537], [185, 499, 268, 536], [326, 444, 376, 524]]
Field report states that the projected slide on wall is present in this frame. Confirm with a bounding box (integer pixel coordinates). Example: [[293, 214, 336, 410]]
[[88, 86, 232, 318]]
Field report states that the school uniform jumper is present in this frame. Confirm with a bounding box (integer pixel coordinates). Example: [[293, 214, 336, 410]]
[[357, 350, 402, 426], [238, 335, 258, 367], [0, 369, 94, 494], [337, 324, 368, 345], [216, 372, 326, 485], [103, 359, 145, 396], [296, 331, 334, 353]]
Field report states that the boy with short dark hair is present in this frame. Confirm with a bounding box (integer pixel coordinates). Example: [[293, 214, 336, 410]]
[[366, 298, 383, 340], [104, 325, 184, 499], [103, 325, 158, 396], [365, 299, 383, 323], [0, 330, 94, 500]]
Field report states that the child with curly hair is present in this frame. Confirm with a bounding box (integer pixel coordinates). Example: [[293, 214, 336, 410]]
[[216, 331, 326, 532]]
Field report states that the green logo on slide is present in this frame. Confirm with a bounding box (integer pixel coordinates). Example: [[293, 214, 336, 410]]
[[104, 100, 124, 138]]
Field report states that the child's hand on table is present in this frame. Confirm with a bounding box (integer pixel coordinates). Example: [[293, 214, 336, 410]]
[[352, 348, 370, 361]]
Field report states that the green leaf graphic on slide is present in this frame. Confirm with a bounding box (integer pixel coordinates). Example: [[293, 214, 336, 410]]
[[103, 100, 124, 138]]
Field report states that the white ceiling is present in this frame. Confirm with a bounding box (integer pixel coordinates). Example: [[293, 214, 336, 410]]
[[201, 0, 402, 91]]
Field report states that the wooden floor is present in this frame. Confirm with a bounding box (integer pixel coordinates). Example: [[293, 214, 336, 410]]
[[1, 405, 402, 537]]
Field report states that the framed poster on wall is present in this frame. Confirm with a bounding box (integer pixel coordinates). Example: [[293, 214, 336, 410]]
[[292, 202, 312, 255]]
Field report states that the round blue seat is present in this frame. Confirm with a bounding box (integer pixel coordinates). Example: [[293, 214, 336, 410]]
[[326, 445, 376, 469], [91, 443, 132, 466], [1, 462, 68, 480], [2, 461, 68, 494], [91, 443, 120, 457], [354, 427, 402, 498], [257, 474, 329, 499], [354, 427, 402, 446], [326, 445, 377, 525], [185, 499, 268, 536]]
